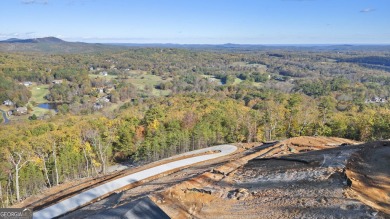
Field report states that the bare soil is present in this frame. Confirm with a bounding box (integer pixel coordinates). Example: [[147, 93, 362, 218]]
[[153, 137, 389, 218], [21, 137, 390, 218], [346, 141, 390, 215]]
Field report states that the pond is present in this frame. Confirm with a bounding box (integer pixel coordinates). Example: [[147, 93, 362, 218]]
[[38, 103, 62, 111]]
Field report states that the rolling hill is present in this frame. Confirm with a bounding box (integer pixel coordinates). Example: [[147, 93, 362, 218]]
[[0, 37, 122, 53]]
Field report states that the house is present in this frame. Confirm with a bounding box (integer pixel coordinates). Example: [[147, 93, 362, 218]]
[[208, 78, 216, 83], [16, 107, 28, 115], [3, 100, 14, 106], [93, 103, 103, 110], [52, 80, 63, 84], [274, 77, 286, 82], [365, 97, 388, 104], [99, 96, 110, 103], [104, 86, 115, 94], [20, 81, 32, 87]]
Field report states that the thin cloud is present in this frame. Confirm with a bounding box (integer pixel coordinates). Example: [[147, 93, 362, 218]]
[[360, 8, 376, 13], [0, 32, 40, 40], [21, 0, 48, 5]]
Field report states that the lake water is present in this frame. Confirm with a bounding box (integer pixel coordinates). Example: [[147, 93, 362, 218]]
[[38, 103, 62, 111]]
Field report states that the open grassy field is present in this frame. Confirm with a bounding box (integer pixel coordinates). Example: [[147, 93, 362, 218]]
[[127, 74, 164, 88], [29, 84, 50, 103], [126, 73, 171, 97], [201, 75, 223, 85], [151, 89, 171, 96], [230, 61, 267, 69], [31, 106, 55, 116], [88, 74, 118, 80], [90, 71, 170, 97], [233, 78, 243, 85], [0, 105, 11, 112], [27, 84, 53, 118]]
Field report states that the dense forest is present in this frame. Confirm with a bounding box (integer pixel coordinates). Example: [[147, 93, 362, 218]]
[[0, 46, 390, 206]]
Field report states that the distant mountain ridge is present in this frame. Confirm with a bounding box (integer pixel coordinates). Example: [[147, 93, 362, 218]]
[[0, 37, 65, 43], [0, 36, 389, 53], [0, 37, 123, 53]]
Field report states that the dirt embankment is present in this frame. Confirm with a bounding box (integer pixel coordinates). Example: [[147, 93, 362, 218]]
[[346, 141, 390, 215], [22, 136, 389, 218], [152, 136, 381, 218]]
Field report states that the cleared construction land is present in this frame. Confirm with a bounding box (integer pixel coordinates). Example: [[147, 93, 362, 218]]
[[153, 137, 389, 218], [17, 137, 390, 218]]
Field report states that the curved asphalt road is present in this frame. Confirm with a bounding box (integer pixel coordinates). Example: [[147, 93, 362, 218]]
[[0, 110, 9, 124], [33, 144, 237, 219]]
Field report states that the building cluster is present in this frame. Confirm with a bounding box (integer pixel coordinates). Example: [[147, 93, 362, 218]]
[[93, 95, 111, 110], [4, 77, 117, 119], [2, 100, 28, 116], [365, 97, 388, 104]]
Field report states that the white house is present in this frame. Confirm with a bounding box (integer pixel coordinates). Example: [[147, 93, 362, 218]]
[[16, 107, 28, 115], [99, 96, 110, 103], [20, 81, 32, 87], [3, 100, 13, 106], [52, 79, 63, 84]]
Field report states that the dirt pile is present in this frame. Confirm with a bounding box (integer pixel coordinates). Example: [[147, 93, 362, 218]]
[[346, 141, 390, 215], [212, 136, 358, 176], [152, 137, 385, 218]]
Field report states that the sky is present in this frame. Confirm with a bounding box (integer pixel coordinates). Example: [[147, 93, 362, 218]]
[[0, 0, 389, 44]]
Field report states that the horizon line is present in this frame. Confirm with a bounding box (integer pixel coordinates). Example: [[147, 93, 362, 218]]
[[1, 36, 390, 46]]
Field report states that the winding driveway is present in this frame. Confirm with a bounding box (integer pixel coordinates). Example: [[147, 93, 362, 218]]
[[33, 144, 237, 219], [0, 110, 9, 124]]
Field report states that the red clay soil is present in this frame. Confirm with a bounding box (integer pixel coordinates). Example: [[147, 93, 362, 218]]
[[346, 141, 390, 215], [214, 136, 359, 175], [275, 136, 359, 151]]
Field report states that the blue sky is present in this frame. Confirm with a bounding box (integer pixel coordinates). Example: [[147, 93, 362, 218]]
[[0, 0, 389, 44]]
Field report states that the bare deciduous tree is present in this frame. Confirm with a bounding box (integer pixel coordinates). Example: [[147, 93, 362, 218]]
[[8, 151, 29, 202]]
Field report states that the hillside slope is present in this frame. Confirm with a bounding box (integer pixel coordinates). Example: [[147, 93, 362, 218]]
[[153, 137, 389, 218], [0, 37, 122, 53]]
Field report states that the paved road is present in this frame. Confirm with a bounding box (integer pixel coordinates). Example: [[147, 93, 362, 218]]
[[33, 144, 237, 219], [0, 110, 9, 124]]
